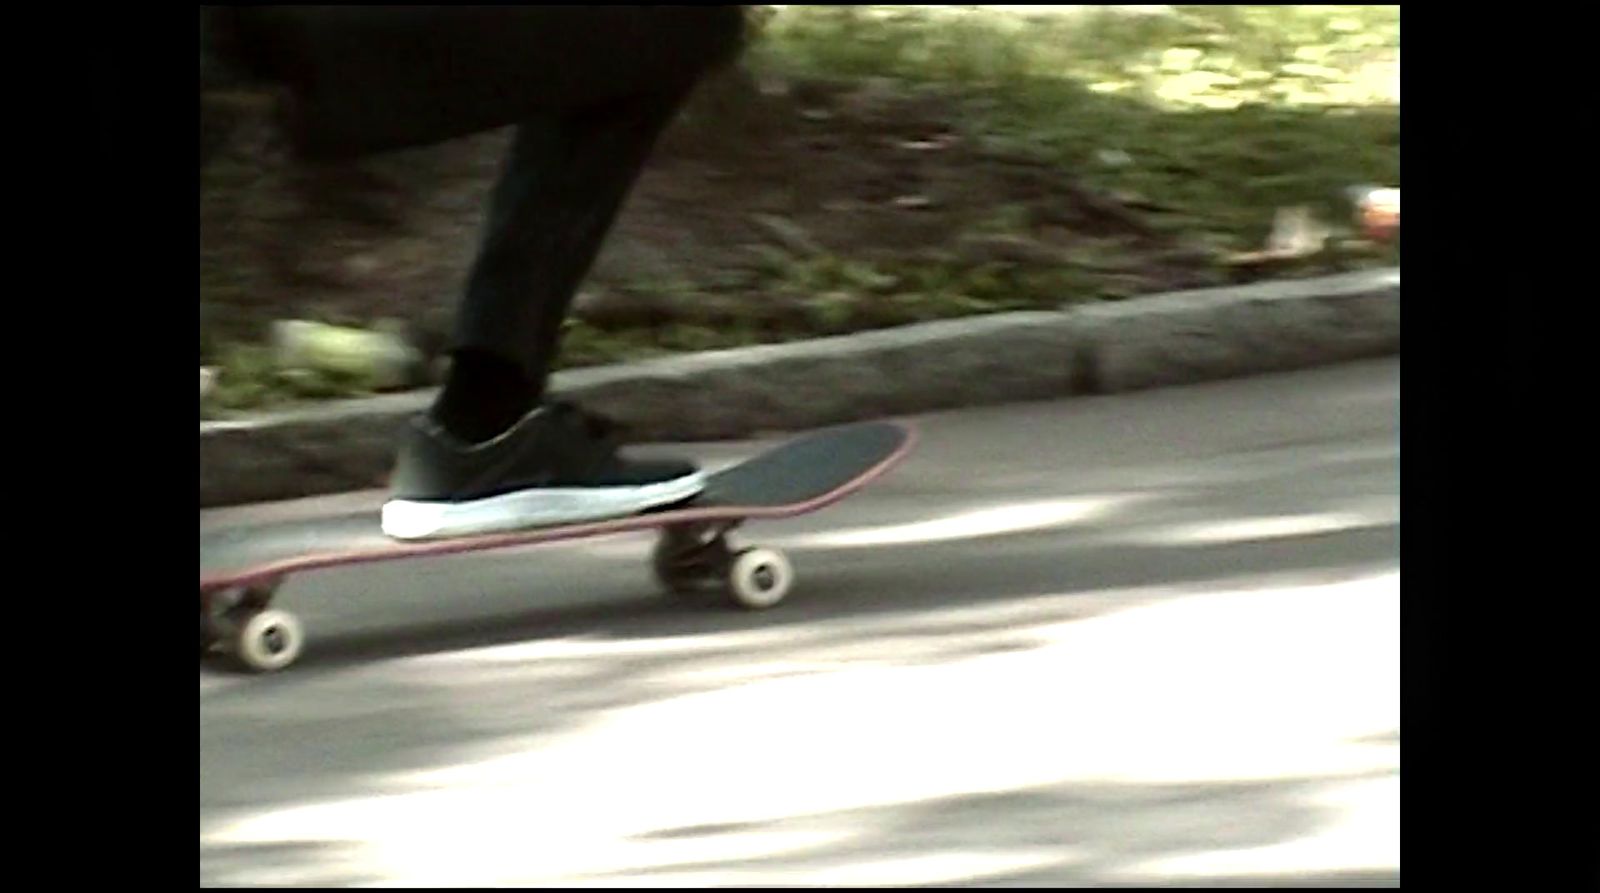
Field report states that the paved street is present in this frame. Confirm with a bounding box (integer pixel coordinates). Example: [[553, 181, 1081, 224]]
[[201, 358, 1400, 886]]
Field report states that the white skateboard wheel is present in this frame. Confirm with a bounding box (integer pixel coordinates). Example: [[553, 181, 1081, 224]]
[[233, 609, 305, 673], [727, 548, 793, 609]]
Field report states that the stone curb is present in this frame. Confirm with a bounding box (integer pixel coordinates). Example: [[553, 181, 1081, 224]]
[[200, 268, 1399, 507]]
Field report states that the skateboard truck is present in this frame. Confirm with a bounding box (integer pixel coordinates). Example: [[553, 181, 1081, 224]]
[[201, 578, 305, 673], [651, 520, 794, 610]]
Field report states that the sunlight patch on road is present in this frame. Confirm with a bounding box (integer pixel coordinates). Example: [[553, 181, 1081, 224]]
[[595, 849, 1076, 887], [205, 570, 1397, 885], [786, 494, 1146, 548], [1118, 505, 1398, 547], [549, 492, 1142, 559]]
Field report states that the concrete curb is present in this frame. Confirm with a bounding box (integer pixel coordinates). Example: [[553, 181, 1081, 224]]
[[200, 268, 1398, 507]]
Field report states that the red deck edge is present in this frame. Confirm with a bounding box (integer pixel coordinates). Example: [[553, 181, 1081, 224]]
[[201, 421, 920, 593]]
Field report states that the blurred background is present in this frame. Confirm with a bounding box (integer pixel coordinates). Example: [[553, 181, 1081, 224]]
[[199, 4, 1398, 414]]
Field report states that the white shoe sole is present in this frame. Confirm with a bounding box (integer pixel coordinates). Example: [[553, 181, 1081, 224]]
[[381, 472, 707, 541]]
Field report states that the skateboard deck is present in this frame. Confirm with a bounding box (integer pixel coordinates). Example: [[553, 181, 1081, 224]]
[[201, 420, 917, 671]]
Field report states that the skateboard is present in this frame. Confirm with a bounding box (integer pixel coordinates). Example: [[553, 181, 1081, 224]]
[[201, 419, 917, 672]]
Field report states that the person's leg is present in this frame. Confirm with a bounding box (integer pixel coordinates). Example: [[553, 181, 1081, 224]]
[[434, 83, 695, 442], [380, 13, 747, 539], [386, 88, 711, 539], [224, 6, 748, 160], [204, 6, 748, 538]]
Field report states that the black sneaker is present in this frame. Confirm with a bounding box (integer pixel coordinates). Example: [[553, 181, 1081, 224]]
[[381, 401, 705, 540]]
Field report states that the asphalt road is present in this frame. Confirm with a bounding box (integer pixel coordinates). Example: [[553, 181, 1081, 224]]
[[200, 357, 1400, 887]]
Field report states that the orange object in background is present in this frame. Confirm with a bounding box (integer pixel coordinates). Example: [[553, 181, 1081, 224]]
[[1352, 186, 1399, 242]]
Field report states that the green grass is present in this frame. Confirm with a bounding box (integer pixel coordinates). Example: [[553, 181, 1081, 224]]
[[202, 342, 392, 416], [750, 5, 1399, 248]]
